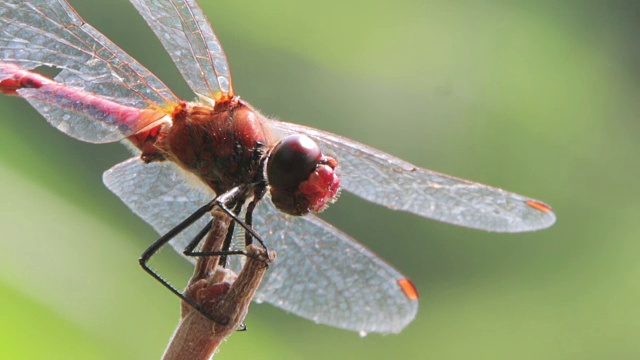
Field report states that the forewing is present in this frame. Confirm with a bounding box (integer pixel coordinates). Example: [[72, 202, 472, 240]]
[[269, 121, 556, 232], [104, 157, 417, 334], [129, 0, 233, 101], [0, 0, 178, 143]]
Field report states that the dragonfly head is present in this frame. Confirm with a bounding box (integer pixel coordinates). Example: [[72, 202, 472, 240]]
[[266, 134, 340, 216]]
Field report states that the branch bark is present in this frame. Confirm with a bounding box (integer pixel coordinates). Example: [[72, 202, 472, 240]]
[[162, 209, 274, 360]]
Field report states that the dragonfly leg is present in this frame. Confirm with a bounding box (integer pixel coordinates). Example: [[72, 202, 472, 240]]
[[182, 218, 247, 258], [138, 185, 266, 325], [214, 200, 267, 252], [220, 202, 244, 267], [243, 184, 267, 248], [138, 201, 233, 325], [182, 201, 257, 270]]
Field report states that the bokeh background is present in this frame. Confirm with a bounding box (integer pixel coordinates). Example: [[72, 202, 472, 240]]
[[1, 0, 638, 359]]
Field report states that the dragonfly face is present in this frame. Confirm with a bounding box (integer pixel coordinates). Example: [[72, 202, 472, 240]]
[[0, 0, 555, 335], [267, 134, 340, 215]]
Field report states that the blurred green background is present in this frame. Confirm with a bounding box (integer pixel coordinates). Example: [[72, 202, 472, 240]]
[[1, 0, 638, 359]]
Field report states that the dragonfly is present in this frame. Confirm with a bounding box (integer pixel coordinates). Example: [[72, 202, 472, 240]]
[[0, 0, 555, 335]]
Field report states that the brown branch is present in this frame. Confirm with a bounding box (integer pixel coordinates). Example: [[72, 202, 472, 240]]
[[162, 209, 275, 360]]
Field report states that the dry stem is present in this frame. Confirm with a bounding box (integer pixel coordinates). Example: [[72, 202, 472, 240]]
[[162, 210, 274, 359]]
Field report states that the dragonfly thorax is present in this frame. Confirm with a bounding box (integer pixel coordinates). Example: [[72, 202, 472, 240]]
[[162, 99, 272, 195]]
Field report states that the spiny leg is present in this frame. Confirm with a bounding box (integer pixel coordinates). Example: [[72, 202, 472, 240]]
[[138, 201, 233, 324]]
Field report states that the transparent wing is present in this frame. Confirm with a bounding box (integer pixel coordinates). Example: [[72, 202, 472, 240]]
[[0, 0, 178, 143], [269, 120, 556, 232], [103, 157, 213, 251], [129, 0, 233, 101], [103, 158, 417, 334], [242, 200, 418, 334]]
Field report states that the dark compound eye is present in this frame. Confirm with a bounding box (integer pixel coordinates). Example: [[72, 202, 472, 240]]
[[267, 134, 322, 189], [267, 134, 340, 216]]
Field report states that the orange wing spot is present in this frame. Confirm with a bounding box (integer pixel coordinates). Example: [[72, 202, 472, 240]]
[[525, 200, 553, 213], [398, 278, 419, 301]]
